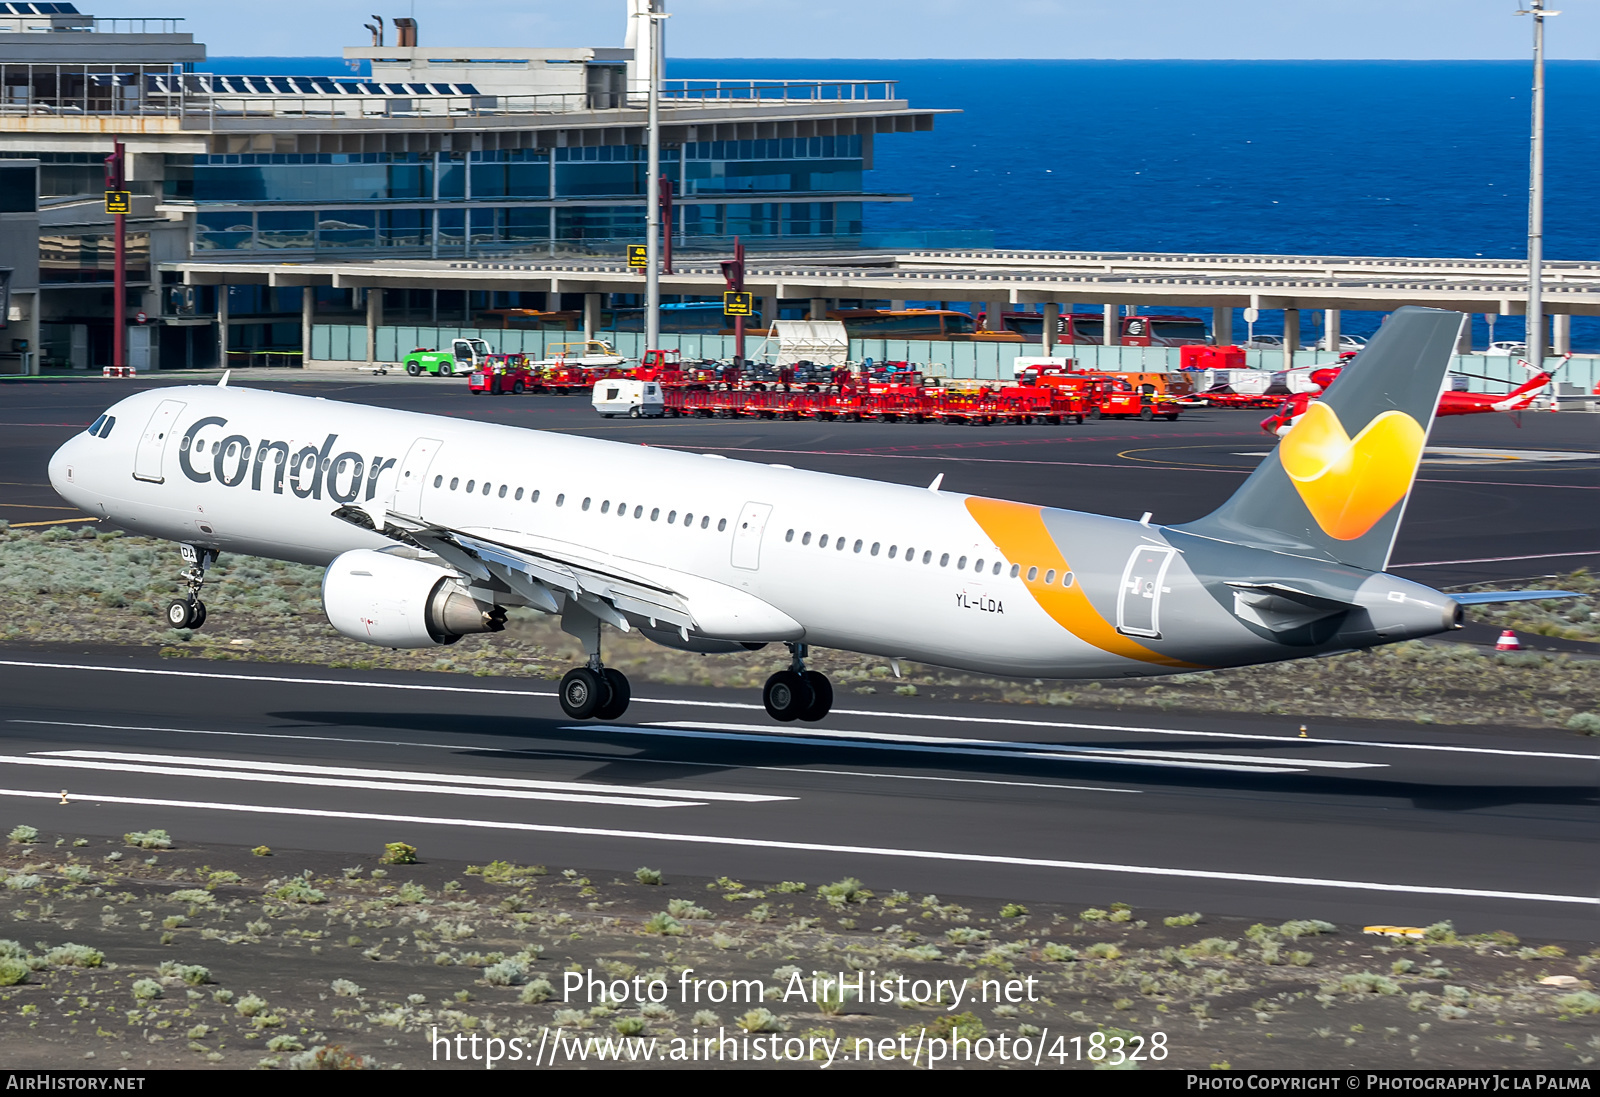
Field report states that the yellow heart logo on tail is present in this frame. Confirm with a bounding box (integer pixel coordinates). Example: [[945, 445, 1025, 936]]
[[1278, 402, 1425, 541]]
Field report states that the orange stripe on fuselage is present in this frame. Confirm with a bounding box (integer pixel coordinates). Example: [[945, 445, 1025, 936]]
[[965, 496, 1200, 669]]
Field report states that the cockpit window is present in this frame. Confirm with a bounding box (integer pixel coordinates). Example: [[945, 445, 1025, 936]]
[[86, 414, 107, 436], [99, 415, 116, 438]]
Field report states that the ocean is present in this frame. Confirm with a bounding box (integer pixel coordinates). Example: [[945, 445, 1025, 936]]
[[213, 57, 1600, 347]]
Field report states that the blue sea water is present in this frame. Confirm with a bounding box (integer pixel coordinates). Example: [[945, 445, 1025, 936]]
[[213, 57, 1600, 346]]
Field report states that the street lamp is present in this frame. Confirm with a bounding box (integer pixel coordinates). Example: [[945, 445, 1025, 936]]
[[1518, 0, 1558, 366], [641, 1, 669, 352]]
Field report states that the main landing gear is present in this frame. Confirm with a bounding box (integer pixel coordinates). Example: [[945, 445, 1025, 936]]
[[763, 643, 833, 723], [165, 543, 216, 631], [556, 601, 631, 721], [558, 659, 632, 722]]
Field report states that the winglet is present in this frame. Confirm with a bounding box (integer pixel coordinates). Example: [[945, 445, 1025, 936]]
[[217, 371, 230, 388], [928, 473, 944, 492]]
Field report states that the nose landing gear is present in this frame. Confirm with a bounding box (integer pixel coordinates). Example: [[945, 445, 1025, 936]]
[[165, 543, 216, 631], [763, 643, 832, 723]]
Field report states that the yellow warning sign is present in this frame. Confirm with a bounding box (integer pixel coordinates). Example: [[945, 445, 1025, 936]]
[[723, 291, 753, 317], [626, 244, 648, 268], [104, 190, 131, 215]]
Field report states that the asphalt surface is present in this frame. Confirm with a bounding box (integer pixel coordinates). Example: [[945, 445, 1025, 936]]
[[0, 650, 1594, 939], [0, 372, 1596, 937], [4, 369, 1599, 589]]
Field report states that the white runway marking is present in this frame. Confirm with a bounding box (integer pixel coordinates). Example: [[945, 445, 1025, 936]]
[[640, 721, 1385, 773], [37, 750, 787, 803], [4, 661, 1595, 764], [2, 751, 791, 810], [0, 785, 1587, 907]]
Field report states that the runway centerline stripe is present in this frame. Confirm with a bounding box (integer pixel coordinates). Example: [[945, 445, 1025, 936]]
[[0, 786, 1586, 907], [0, 756, 702, 809], [644, 721, 1381, 770], [38, 749, 789, 803], [4, 662, 1594, 762]]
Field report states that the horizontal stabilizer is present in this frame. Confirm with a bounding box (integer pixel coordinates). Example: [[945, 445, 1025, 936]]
[[1451, 590, 1580, 605]]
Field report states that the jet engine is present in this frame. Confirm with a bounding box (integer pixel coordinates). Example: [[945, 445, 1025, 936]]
[[322, 548, 505, 648]]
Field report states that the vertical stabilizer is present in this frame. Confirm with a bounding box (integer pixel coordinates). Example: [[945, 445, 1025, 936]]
[[1177, 306, 1463, 572]]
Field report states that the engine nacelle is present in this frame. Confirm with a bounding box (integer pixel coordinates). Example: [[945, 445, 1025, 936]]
[[322, 549, 505, 648]]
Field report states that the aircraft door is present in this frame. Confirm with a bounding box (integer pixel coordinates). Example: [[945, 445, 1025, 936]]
[[132, 399, 186, 483], [1116, 544, 1177, 639], [730, 501, 773, 571], [390, 437, 443, 519]]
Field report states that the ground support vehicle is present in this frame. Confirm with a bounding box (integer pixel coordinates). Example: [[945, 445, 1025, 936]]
[[403, 338, 490, 377], [593, 378, 666, 418], [1084, 378, 1181, 421], [467, 354, 537, 395]]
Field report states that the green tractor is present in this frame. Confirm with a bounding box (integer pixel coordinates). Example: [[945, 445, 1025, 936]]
[[403, 338, 491, 377]]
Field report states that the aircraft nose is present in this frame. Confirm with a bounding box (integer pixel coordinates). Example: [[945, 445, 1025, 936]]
[[47, 433, 88, 502]]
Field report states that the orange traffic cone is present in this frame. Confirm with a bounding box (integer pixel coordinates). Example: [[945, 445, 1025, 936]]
[[1495, 629, 1522, 652]]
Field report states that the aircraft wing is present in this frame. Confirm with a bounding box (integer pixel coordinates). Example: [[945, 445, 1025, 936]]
[[331, 505, 802, 642]]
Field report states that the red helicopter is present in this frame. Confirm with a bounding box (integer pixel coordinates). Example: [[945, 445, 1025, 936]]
[[1261, 355, 1561, 436]]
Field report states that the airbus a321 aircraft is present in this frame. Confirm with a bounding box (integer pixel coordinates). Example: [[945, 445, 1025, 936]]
[[48, 306, 1565, 724]]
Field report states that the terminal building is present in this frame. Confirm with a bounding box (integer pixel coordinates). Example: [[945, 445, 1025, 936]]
[[1, 1, 1595, 399], [0, 1, 939, 371]]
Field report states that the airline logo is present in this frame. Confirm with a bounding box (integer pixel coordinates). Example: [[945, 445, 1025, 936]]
[[1277, 402, 1425, 541], [174, 416, 395, 504]]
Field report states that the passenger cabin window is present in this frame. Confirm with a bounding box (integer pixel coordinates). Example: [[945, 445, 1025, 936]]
[[888, 545, 898, 559], [515, 488, 524, 500], [482, 482, 492, 496], [1045, 569, 1056, 584], [717, 519, 727, 531], [871, 542, 880, 556], [555, 494, 565, 506], [651, 508, 660, 521], [802, 532, 812, 545], [1010, 564, 1021, 578], [498, 485, 508, 499], [922, 551, 932, 564], [601, 500, 611, 514], [634, 505, 643, 519], [466, 480, 476, 493], [684, 513, 694, 527], [582, 497, 591, 511], [819, 535, 829, 548], [1027, 567, 1038, 581], [450, 477, 460, 491], [785, 529, 795, 542], [701, 516, 710, 529], [853, 540, 863, 553], [531, 490, 541, 503], [940, 554, 950, 567], [668, 510, 677, 523], [433, 475, 443, 488], [957, 556, 967, 569]]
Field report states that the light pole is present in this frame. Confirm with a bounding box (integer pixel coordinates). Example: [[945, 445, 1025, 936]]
[[643, 2, 668, 352], [1520, 0, 1557, 367]]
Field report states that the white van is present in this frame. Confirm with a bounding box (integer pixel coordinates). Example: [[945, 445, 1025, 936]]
[[592, 378, 666, 418]]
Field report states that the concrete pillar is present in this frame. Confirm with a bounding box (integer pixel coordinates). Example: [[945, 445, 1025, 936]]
[[216, 283, 228, 369], [889, 300, 906, 310], [984, 299, 1008, 332], [1553, 313, 1571, 356], [1212, 306, 1232, 347], [1322, 309, 1339, 353], [1103, 303, 1118, 346], [365, 287, 382, 366], [1456, 317, 1473, 355], [583, 293, 601, 343], [1283, 308, 1300, 370], [301, 284, 314, 366], [1041, 302, 1059, 357], [809, 297, 828, 321]]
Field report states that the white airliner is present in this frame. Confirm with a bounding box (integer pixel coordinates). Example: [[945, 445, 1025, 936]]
[[48, 307, 1564, 723]]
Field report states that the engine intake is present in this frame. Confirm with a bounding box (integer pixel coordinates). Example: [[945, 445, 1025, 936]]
[[322, 548, 505, 648]]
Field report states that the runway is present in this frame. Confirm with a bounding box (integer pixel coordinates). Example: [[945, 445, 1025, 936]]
[[4, 372, 1598, 589], [0, 652, 1593, 940], [2, 374, 1595, 938]]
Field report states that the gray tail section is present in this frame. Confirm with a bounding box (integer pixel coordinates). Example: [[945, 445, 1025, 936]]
[[1176, 306, 1463, 573]]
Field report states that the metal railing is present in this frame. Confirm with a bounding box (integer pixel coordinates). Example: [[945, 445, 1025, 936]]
[[0, 76, 899, 122], [89, 18, 186, 34], [659, 79, 898, 103]]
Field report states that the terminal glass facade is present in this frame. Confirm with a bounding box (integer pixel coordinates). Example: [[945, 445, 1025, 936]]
[[164, 134, 870, 254]]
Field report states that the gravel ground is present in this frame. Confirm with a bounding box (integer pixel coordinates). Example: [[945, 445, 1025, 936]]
[[0, 830, 1594, 1071]]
